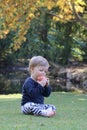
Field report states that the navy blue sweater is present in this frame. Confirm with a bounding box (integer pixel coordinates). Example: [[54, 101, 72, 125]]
[[21, 77, 51, 106]]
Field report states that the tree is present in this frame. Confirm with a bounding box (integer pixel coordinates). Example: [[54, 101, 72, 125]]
[[71, 0, 87, 28], [0, 0, 87, 65], [0, 0, 36, 50], [0, 0, 86, 51], [17, 7, 87, 65]]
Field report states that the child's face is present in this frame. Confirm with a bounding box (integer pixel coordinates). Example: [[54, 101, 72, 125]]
[[31, 65, 48, 80]]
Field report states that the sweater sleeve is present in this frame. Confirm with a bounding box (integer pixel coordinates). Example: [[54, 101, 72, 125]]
[[42, 85, 51, 97]]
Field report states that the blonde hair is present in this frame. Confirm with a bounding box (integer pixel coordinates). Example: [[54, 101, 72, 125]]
[[29, 56, 49, 71]]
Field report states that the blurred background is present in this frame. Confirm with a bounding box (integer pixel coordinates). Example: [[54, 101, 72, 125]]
[[0, 0, 87, 94]]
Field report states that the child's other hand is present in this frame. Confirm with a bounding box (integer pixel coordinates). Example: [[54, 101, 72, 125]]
[[37, 76, 49, 87]]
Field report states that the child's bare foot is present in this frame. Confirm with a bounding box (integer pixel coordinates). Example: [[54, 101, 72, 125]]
[[47, 111, 56, 117]]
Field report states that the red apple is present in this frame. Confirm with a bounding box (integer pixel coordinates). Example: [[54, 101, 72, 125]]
[[37, 75, 46, 81], [37, 75, 48, 86]]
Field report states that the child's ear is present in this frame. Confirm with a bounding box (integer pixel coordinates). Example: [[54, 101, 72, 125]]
[[30, 66, 34, 71]]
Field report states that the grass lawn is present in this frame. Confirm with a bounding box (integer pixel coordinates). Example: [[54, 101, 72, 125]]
[[0, 92, 87, 130]]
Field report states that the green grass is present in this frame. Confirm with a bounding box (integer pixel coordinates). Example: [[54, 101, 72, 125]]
[[0, 92, 87, 130]]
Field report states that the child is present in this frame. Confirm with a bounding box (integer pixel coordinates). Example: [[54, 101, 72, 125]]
[[21, 56, 56, 117]]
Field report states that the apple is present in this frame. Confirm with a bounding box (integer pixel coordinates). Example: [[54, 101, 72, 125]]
[[37, 75, 48, 86], [37, 75, 46, 81]]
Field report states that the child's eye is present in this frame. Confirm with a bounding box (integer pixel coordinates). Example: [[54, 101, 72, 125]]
[[39, 69, 43, 71]]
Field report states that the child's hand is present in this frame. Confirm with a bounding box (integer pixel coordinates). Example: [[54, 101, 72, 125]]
[[37, 76, 49, 87]]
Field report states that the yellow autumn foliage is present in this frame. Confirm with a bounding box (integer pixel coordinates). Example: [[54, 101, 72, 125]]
[[0, 0, 86, 50]]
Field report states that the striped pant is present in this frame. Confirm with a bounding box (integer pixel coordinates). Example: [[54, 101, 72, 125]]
[[21, 102, 56, 116]]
